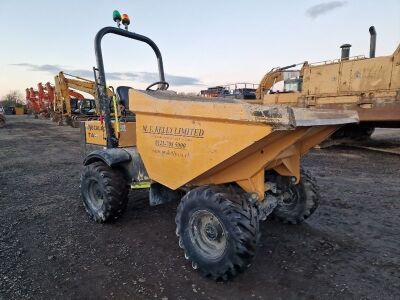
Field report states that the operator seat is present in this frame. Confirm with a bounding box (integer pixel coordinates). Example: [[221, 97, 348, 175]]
[[116, 86, 135, 121]]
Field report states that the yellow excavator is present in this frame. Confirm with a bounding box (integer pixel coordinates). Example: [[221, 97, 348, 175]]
[[53, 71, 114, 127], [256, 26, 400, 139]]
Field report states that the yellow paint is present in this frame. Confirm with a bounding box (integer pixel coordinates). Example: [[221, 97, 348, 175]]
[[111, 93, 120, 137], [55, 72, 113, 117], [82, 87, 356, 199], [15, 107, 24, 115], [257, 43, 400, 122], [136, 113, 272, 190], [128, 90, 348, 199], [263, 92, 300, 105], [85, 120, 136, 147]]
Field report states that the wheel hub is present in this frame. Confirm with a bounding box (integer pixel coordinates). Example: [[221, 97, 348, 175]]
[[280, 187, 299, 208], [204, 222, 222, 241], [189, 210, 227, 259], [87, 179, 104, 210]]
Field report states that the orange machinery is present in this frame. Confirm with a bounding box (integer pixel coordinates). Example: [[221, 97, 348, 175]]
[[37, 82, 56, 118], [25, 88, 41, 117]]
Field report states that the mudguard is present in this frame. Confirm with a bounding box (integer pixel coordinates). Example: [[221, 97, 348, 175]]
[[83, 148, 132, 167]]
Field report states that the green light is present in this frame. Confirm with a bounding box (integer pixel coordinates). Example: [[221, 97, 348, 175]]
[[113, 10, 121, 22]]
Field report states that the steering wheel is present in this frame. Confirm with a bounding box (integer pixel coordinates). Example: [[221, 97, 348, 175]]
[[146, 81, 169, 91]]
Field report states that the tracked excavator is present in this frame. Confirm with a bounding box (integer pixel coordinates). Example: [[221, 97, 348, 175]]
[[256, 26, 400, 140], [25, 88, 41, 118], [25, 87, 44, 118], [37, 82, 55, 118], [54, 71, 113, 127], [53, 74, 85, 125]]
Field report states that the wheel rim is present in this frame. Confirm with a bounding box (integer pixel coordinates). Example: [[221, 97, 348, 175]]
[[87, 179, 104, 210], [189, 210, 227, 260]]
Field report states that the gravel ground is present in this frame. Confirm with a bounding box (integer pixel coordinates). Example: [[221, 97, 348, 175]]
[[0, 116, 399, 300]]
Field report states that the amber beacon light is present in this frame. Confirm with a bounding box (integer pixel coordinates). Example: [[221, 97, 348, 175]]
[[121, 13, 130, 30]]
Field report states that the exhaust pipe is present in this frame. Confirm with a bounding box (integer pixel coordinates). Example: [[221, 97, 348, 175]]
[[369, 26, 376, 58], [340, 44, 352, 60]]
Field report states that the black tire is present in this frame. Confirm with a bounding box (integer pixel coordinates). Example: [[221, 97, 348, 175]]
[[332, 124, 375, 140], [0, 116, 5, 128], [175, 185, 259, 280], [80, 161, 129, 223], [271, 169, 319, 224]]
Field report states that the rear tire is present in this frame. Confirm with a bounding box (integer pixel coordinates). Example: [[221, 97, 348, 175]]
[[175, 185, 259, 280], [80, 161, 129, 223], [271, 169, 319, 224], [332, 124, 375, 140], [0, 116, 5, 128]]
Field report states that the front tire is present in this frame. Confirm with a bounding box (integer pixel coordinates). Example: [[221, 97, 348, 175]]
[[80, 161, 129, 223], [175, 186, 259, 280]]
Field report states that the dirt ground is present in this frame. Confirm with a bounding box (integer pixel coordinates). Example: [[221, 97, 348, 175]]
[[1, 116, 399, 300]]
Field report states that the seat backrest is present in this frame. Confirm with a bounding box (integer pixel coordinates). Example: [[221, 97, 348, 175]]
[[116, 86, 132, 110]]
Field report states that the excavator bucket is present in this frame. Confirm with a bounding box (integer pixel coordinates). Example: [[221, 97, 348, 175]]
[[130, 90, 359, 199]]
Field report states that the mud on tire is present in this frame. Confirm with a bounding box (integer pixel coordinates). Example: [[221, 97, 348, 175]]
[[175, 185, 259, 280], [80, 161, 129, 223], [271, 169, 319, 224]]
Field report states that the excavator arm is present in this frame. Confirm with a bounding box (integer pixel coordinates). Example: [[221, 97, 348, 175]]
[[45, 82, 55, 109], [57, 71, 113, 115], [255, 69, 284, 99], [54, 74, 84, 115], [37, 82, 55, 115], [255, 63, 307, 99], [25, 88, 41, 113]]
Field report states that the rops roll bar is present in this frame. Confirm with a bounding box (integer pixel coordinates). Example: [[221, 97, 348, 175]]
[[94, 26, 166, 148]]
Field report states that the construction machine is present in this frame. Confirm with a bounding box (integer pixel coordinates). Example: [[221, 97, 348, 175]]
[[25, 87, 41, 118], [79, 12, 359, 280], [54, 72, 113, 127], [53, 75, 84, 123], [256, 26, 400, 140], [37, 82, 55, 118], [53, 74, 85, 125]]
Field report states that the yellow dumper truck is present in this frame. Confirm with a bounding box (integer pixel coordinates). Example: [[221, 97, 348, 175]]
[[79, 13, 359, 280]]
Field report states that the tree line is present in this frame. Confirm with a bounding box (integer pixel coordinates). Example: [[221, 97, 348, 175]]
[[0, 91, 25, 108]]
